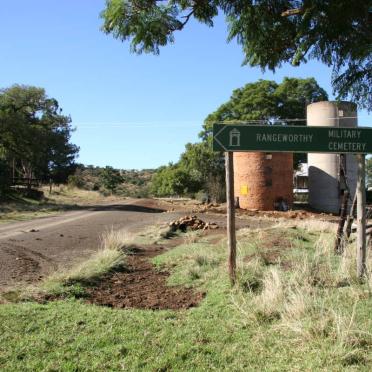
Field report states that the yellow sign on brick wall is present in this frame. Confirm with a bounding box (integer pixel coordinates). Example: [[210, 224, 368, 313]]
[[240, 185, 249, 195]]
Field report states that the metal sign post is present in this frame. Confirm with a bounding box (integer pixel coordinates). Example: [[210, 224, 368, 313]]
[[225, 152, 236, 285], [214, 124, 372, 283]]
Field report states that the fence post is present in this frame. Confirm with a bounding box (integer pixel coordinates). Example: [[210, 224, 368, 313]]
[[356, 154, 367, 279]]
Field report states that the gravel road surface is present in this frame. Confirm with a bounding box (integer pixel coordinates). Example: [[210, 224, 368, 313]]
[[0, 199, 183, 291], [0, 198, 272, 292]]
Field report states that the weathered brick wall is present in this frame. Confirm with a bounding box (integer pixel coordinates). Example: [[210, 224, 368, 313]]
[[233, 152, 293, 210]]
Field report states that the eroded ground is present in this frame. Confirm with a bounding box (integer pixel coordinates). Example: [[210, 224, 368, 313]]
[[0, 199, 173, 291], [0, 197, 334, 293], [85, 243, 205, 310]]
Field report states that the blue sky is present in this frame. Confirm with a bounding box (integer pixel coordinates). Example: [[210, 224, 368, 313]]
[[1, 1, 370, 169]]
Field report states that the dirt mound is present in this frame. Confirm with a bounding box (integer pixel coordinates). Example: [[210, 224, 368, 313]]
[[85, 245, 204, 310], [169, 215, 218, 232]]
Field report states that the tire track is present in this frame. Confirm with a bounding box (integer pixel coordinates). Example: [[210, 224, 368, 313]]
[[1, 243, 54, 284]]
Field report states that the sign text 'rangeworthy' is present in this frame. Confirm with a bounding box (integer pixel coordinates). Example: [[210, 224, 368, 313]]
[[213, 124, 372, 153]]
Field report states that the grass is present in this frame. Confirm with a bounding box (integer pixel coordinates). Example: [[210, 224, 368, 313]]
[[39, 249, 124, 298], [3, 227, 133, 302], [131, 223, 179, 245], [0, 186, 121, 224], [45, 185, 121, 205], [0, 223, 371, 370], [0, 193, 64, 223]]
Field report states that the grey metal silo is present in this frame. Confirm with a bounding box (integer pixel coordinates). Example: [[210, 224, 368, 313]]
[[307, 101, 358, 213]]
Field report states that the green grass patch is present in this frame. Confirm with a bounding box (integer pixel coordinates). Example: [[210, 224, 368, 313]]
[[39, 248, 125, 298], [0, 225, 371, 370]]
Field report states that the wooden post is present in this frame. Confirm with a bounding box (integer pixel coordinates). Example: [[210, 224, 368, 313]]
[[225, 152, 237, 285], [334, 189, 349, 254], [344, 192, 357, 240], [356, 154, 367, 279]]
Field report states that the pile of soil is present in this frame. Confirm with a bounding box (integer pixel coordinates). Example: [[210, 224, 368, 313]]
[[169, 215, 218, 232], [85, 245, 204, 310]]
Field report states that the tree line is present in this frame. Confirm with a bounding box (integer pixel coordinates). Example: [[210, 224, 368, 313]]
[[68, 165, 155, 197], [0, 85, 79, 196]]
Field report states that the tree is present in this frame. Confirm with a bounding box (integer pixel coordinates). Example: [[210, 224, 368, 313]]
[[0, 149, 11, 197], [0, 85, 79, 189], [203, 77, 327, 132], [99, 166, 123, 194], [101, 0, 372, 110], [202, 77, 327, 166], [178, 139, 225, 202], [151, 164, 192, 197]]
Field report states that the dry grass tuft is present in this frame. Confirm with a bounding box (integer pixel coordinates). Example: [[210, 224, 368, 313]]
[[29, 226, 135, 299], [281, 282, 313, 322], [253, 267, 284, 321], [57, 249, 123, 284], [183, 230, 203, 245], [100, 227, 134, 251], [45, 185, 116, 204], [274, 219, 337, 234], [133, 224, 176, 245], [232, 226, 372, 363], [48, 227, 129, 285]]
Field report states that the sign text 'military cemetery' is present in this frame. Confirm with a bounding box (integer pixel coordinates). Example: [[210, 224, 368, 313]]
[[213, 124, 372, 153]]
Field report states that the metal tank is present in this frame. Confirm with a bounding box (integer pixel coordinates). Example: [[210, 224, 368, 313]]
[[307, 101, 358, 213], [233, 152, 293, 211]]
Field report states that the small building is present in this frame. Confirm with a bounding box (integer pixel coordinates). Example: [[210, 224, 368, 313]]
[[234, 152, 293, 211], [294, 163, 309, 193]]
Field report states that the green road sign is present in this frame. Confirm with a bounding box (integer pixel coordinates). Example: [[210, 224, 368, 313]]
[[213, 124, 372, 153]]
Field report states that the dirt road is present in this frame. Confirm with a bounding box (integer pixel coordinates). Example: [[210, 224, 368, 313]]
[[0, 197, 275, 292], [0, 199, 186, 291]]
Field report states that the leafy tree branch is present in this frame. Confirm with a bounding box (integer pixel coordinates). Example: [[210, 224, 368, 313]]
[[101, 0, 372, 110]]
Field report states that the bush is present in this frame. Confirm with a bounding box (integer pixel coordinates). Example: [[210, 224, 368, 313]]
[[22, 189, 44, 200], [0, 158, 11, 197], [206, 174, 225, 203], [195, 191, 209, 203], [366, 189, 372, 203], [67, 174, 85, 189], [99, 166, 123, 194]]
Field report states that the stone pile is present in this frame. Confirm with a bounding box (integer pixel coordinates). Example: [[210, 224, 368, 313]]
[[169, 215, 218, 232]]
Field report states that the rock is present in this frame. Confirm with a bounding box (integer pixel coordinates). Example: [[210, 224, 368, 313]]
[[169, 215, 218, 231]]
